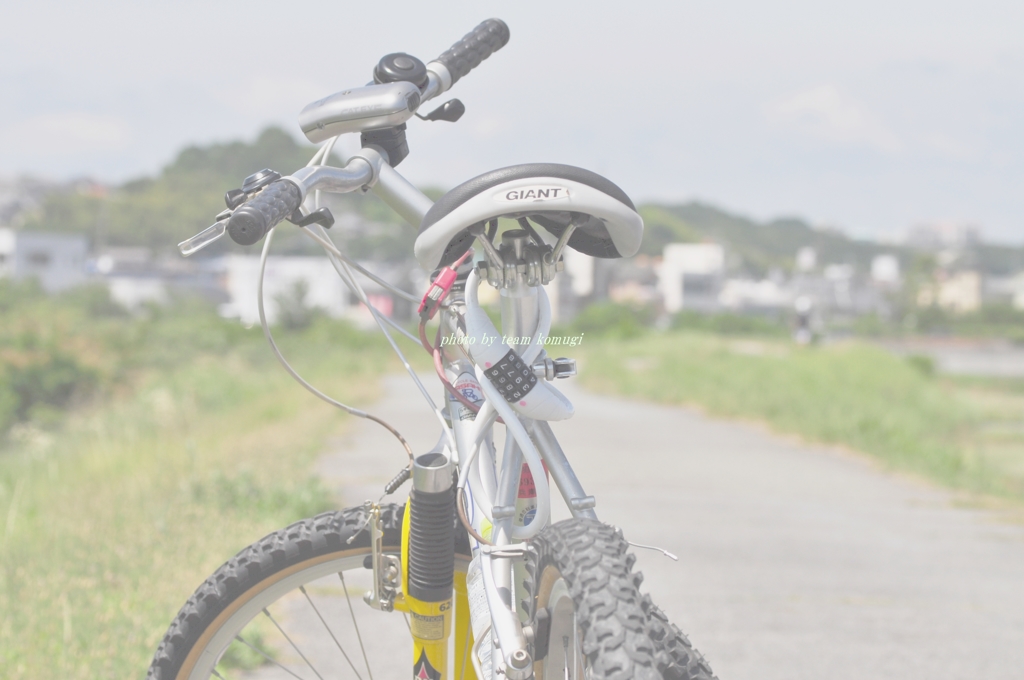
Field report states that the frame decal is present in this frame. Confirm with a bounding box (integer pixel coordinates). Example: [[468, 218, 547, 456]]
[[414, 649, 442, 680]]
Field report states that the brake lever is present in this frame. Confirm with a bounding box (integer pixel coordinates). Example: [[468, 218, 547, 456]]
[[415, 98, 465, 122], [178, 215, 229, 256], [288, 207, 335, 229]]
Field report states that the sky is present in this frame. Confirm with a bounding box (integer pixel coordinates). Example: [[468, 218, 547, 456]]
[[1, 0, 1022, 243]]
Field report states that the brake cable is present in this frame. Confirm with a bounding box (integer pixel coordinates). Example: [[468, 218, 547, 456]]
[[258, 224, 414, 467]]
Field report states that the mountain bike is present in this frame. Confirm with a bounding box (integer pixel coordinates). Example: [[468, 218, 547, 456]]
[[150, 18, 716, 680]]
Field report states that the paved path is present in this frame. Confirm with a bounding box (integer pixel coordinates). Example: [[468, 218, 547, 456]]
[[313, 374, 1024, 680]]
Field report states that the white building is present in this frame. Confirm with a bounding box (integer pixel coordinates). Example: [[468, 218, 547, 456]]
[[983, 273, 1024, 311], [214, 255, 352, 326], [0, 227, 88, 292], [657, 243, 725, 313], [871, 254, 901, 286], [918, 270, 983, 313], [718, 278, 790, 312], [94, 247, 171, 311], [795, 247, 817, 273]]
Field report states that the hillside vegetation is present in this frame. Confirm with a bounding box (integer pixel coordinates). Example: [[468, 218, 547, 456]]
[[19, 125, 1023, 274], [640, 203, 898, 274], [640, 203, 1024, 277], [19, 127, 419, 259]]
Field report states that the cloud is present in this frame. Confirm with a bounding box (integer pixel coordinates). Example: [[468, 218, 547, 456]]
[[768, 85, 903, 153], [212, 75, 334, 119], [0, 112, 133, 159]]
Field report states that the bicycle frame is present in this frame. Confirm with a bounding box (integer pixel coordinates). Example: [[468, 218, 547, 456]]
[[296, 144, 600, 679], [161, 20, 678, 680]]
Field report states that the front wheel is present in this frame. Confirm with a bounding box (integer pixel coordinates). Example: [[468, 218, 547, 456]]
[[521, 519, 716, 680], [148, 504, 470, 680]]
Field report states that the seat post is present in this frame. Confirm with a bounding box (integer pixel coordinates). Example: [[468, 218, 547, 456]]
[[499, 230, 540, 352]]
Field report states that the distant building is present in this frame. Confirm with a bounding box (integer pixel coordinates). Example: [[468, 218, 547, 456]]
[[823, 264, 855, 309], [211, 255, 417, 328], [918, 270, 982, 313], [608, 255, 659, 307], [718, 278, 790, 313], [215, 255, 352, 326], [983, 273, 1024, 311], [657, 243, 725, 313], [93, 248, 177, 311], [563, 249, 594, 298], [0, 227, 88, 292], [795, 247, 817, 273], [906, 222, 981, 251], [871, 254, 901, 286], [788, 249, 891, 319]]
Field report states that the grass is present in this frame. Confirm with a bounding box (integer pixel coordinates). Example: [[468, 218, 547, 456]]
[[577, 331, 1024, 502], [0, 316, 394, 679]]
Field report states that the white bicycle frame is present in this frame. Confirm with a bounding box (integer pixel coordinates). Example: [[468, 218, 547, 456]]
[[270, 142, 599, 678], [178, 50, 600, 676]]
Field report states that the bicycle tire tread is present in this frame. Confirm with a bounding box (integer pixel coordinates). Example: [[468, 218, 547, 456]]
[[521, 519, 658, 680], [644, 597, 718, 680], [148, 504, 405, 680], [522, 519, 717, 680]]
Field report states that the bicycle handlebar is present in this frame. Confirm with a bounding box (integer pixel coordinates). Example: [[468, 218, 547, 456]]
[[224, 157, 384, 245], [223, 20, 510, 247], [431, 18, 510, 88], [226, 179, 302, 246]]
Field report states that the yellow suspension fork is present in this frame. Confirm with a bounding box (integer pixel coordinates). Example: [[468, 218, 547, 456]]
[[454, 569, 477, 680], [403, 452, 479, 680], [396, 550, 476, 680]]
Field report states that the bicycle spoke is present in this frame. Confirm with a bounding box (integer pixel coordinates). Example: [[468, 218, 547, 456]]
[[298, 585, 364, 680], [233, 634, 308, 680], [339, 571, 375, 680], [262, 608, 326, 680], [211, 668, 227, 680]]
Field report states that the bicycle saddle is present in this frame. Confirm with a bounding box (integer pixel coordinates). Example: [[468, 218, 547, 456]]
[[414, 163, 644, 270]]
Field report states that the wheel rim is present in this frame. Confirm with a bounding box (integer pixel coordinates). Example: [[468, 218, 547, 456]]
[[536, 569, 590, 680], [180, 552, 476, 680]]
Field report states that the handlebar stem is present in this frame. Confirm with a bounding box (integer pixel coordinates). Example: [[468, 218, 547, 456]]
[[287, 156, 376, 200], [288, 147, 433, 229]]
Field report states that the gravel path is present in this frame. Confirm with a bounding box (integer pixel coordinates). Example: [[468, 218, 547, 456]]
[[302, 373, 1024, 679]]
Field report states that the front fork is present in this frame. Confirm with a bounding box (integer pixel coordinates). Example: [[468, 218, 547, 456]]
[[402, 500, 454, 680], [368, 447, 477, 680], [380, 440, 591, 680], [364, 498, 477, 680]]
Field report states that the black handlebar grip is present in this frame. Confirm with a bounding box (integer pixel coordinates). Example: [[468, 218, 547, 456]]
[[434, 18, 510, 87], [226, 180, 302, 246]]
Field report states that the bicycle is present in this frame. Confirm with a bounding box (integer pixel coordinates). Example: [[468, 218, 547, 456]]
[[149, 18, 716, 680]]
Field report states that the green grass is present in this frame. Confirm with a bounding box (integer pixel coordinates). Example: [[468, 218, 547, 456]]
[[0, 317, 394, 679], [578, 331, 1024, 501]]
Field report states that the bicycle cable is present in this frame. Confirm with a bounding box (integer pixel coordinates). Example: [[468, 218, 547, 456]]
[[299, 223, 420, 308], [303, 139, 456, 450], [309, 222, 456, 452], [257, 224, 414, 465], [303, 138, 419, 309]]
